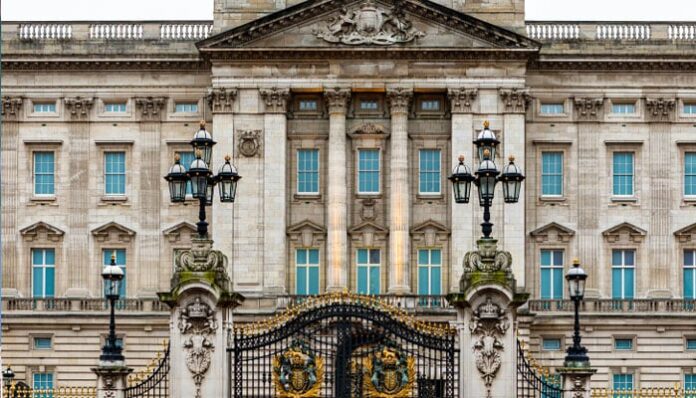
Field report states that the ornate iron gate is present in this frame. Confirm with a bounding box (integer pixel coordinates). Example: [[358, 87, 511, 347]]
[[230, 293, 458, 398], [516, 339, 563, 398], [125, 343, 170, 398]]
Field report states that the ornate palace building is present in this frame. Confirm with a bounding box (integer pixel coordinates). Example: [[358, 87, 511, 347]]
[[2, 0, 696, 392]]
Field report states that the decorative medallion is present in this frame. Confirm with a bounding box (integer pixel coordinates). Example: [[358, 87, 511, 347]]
[[272, 340, 324, 398], [178, 297, 218, 398], [363, 344, 415, 398], [315, 1, 424, 46], [237, 130, 262, 157], [470, 297, 509, 398]]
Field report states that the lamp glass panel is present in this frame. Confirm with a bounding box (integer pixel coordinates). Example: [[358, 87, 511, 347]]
[[190, 174, 208, 199]]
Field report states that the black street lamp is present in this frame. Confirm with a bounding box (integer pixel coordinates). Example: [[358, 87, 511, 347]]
[[448, 121, 525, 239], [2, 365, 15, 386], [100, 253, 125, 363], [165, 121, 241, 237], [564, 258, 590, 367]]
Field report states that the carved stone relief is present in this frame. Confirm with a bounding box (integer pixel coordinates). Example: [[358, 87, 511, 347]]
[[573, 97, 604, 121], [448, 88, 478, 114], [571, 376, 587, 398], [237, 130, 263, 157], [64, 97, 94, 120], [386, 88, 413, 114], [315, 1, 424, 46], [463, 239, 512, 273], [470, 297, 509, 398], [361, 198, 376, 221], [323, 88, 351, 114], [207, 87, 237, 114], [259, 88, 290, 113], [1, 97, 23, 120], [645, 98, 676, 121], [499, 88, 531, 113], [135, 97, 167, 121], [178, 297, 218, 398]]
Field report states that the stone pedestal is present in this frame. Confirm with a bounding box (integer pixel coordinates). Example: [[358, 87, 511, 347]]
[[158, 237, 243, 398], [449, 238, 528, 398], [93, 364, 132, 398], [558, 367, 597, 398]]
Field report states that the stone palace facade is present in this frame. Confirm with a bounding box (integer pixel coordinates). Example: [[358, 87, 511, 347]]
[[3, 0, 696, 391]]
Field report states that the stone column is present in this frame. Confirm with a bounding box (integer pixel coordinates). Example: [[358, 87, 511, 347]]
[[499, 89, 530, 289], [449, 238, 527, 398], [558, 367, 597, 398], [260, 88, 290, 293], [323, 88, 351, 291], [158, 238, 243, 398], [448, 88, 477, 291], [1, 97, 22, 296], [134, 97, 166, 297], [573, 98, 604, 295], [386, 88, 413, 293], [64, 97, 94, 297], [645, 98, 676, 297]]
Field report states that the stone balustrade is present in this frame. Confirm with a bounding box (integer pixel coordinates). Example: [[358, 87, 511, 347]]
[[526, 21, 696, 41], [4, 21, 213, 41], [2, 297, 169, 312], [236, 294, 454, 314], [528, 299, 696, 313]]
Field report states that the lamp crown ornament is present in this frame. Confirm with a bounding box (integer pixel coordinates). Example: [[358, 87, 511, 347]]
[[458, 154, 465, 162], [483, 120, 490, 128]]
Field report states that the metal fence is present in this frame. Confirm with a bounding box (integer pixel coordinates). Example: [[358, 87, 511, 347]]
[[124, 342, 170, 398]]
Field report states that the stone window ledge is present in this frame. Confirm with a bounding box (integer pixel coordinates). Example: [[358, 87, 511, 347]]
[[609, 197, 639, 207], [293, 193, 322, 202], [538, 196, 568, 206], [28, 196, 58, 206], [356, 194, 382, 200], [416, 193, 444, 202], [681, 197, 696, 208], [99, 196, 130, 206]]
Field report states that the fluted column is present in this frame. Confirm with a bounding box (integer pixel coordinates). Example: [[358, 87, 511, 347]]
[[260, 88, 290, 293], [324, 88, 351, 291], [64, 97, 94, 297], [1, 97, 22, 296], [387, 88, 413, 293]]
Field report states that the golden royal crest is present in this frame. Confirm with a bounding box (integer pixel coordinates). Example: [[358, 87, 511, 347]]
[[272, 340, 324, 398], [363, 345, 415, 398]]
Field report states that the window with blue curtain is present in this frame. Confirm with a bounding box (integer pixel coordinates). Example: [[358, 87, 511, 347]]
[[34, 152, 55, 196], [541, 152, 563, 196], [540, 103, 564, 114], [356, 249, 380, 295], [419, 149, 441, 194], [614, 338, 634, 350], [540, 250, 564, 299], [105, 103, 127, 112], [33, 103, 56, 113], [176, 151, 195, 196], [685, 104, 696, 115], [612, 249, 635, 299], [685, 250, 696, 299], [33, 372, 54, 397], [685, 152, 696, 196], [296, 249, 319, 295], [34, 337, 52, 349], [297, 149, 320, 194], [32, 249, 55, 298], [612, 103, 636, 114], [420, 99, 441, 111], [358, 149, 380, 194], [418, 249, 442, 297], [175, 102, 198, 113], [685, 374, 696, 398], [612, 374, 633, 398], [613, 152, 634, 196], [688, 339, 696, 350], [542, 338, 561, 351], [103, 249, 126, 298], [105, 152, 126, 195]]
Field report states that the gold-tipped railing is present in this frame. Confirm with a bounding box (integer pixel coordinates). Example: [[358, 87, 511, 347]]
[[2, 385, 96, 398], [591, 386, 696, 398], [518, 338, 559, 381], [127, 339, 169, 388]]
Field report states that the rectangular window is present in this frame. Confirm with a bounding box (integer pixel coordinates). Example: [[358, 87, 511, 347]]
[[613, 374, 634, 394], [685, 374, 696, 397], [104, 152, 126, 195], [34, 337, 52, 349], [612, 103, 636, 114], [418, 249, 442, 296], [175, 102, 198, 113], [614, 338, 634, 350], [356, 249, 380, 295], [540, 250, 564, 299], [685, 250, 696, 299], [541, 152, 563, 196], [299, 99, 318, 111], [103, 249, 126, 298], [540, 103, 564, 114], [359, 100, 379, 110], [685, 153, 696, 197], [33, 152, 55, 196], [612, 249, 635, 300], [542, 338, 561, 351], [297, 149, 320, 194], [176, 151, 195, 196], [296, 249, 319, 295], [419, 149, 441, 194], [613, 152, 634, 196], [104, 103, 127, 113], [33, 372, 54, 393], [358, 149, 380, 194], [32, 249, 55, 298], [421, 99, 441, 111], [688, 339, 696, 350], [33, 103, 56, 113], [684, 104, 696, 115]]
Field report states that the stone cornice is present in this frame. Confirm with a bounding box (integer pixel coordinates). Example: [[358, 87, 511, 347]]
[[499, 88, 531, 113], [645, 98, 676, 122], [448, 88, 478, 114], [206, 87, 237, 114], [530, 59, 696, 72], [573, 97, 604, 121], [323, 88, 351, 114], [2, 59, 208, 72], [386, 88, 413, 115], [1, 97, 23, 120], [135, 96, 167, 121], [64, 96, 94, 120], [259, 88, 290, 114]]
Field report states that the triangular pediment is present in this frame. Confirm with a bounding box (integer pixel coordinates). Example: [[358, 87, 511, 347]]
[[20, 221, 65, 242], [602, 222, 646, 243], [91, 222, 136, 243], [675, 222, 696, 243], [348, 221, 389, 235], [529, 222, 575, 243], [163, 222, 198, 243], [287, 219, 327, 234], [198, 0, 538, 58], [410, 219, 450, 235]]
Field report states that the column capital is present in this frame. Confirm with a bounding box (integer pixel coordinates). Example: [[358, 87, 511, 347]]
[[448, 88, 478, 114], [645, 97, 677, 122], [323, 87, 351, 114], [573, 97, 604, 121], [134, 96, 167, 121], [259, 87, 290, 114], [1, 96, 23, 120], [386, 87, 413, 114], [64, 96, 94, 121], [499, 88, 531, 113], [207, 87, 237, 114]]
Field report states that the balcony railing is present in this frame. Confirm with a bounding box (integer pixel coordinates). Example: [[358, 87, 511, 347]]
[[2, 297, 169, 312], [275, 294, 453, 312], [526, 21, 696, 41], [3, 21, 213, 41], [529, 299, 696, 313]]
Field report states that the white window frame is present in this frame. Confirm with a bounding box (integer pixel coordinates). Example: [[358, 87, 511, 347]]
[[612, 249, 636, 299], [297, 149, 320, 195], [356, 248, 381, 295], [33, 102, 57, 113], [357, 148, 381, 195], [417, 248, 442, 296], [540, 249, 564, 300], [612, 152, 635, 198], [104, 151, 127, 196], [684, 249, 696, 300], [540, 152, 564, 198], [295, 248, 320, 295], [418, 148, 442, 195], [174, 102, 199, 113], [33, 151, 55, 197], [685, 152, 696, 198], [540, 103, 565, 115], [104, 102, 127, 113], [611, 103, 637, 114], [31, 248, 55, 298]]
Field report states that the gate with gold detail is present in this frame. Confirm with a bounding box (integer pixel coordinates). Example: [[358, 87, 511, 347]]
[[230, 293, 458, 398]]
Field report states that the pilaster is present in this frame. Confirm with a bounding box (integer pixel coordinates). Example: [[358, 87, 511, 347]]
[[259, 87, 290, 293], [323, 88, 351, 291], [386, 87, 413, 293], [1, 97, 22, 294]]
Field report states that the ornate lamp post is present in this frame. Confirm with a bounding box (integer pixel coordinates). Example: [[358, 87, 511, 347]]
[[100, 253, 125, 363], [448, 120, 525, 238], [564, 258, 590, 367], [164, 121, 241, 237], [2, 365, 15, 386]]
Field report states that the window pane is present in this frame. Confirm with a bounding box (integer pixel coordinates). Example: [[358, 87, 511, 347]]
[[625, 250, 635, 266], [418, 249, 428, 265], [175, 103, 198, 113], [419, 149, 441, 194], [552, 268, 563, 300], [358, 149, 380, 193], [308, 266, 319, 295], [360, 100, 378, 110], [369, 266, 380, 295], [615, 338, 633, 350], [686, 269, 695, 299], [296, 249, 307, 265], [542, 338, 561, 350], [105, 152, 126, 195], [33, 266, 44, 297], [357, 249, 368, 264], [541, 152, 563, 196], [34, 152, 55, 195], [299, 100, 317, 111], [612, 268, 623, 299], [612, 250, 622, 266], [431, 249, 441, 265], [540, 269, 551, 299], [369, 249, 380, 264], [33, 373, 54, 390], [177, 151, 195, 195], [685, 104, 696, 115], [613, 152, 634, 196], [686, 153, 696, 196], [421, 100, 440, 111], [308, 249, 319, 264], [418, 266, 429, 295], [624, 269, 634, 299], [296, 266, 307, 295], [34, 337, 52, 349], [297, 149, 319, 194], [612, 104, 636, 114], [357, 266, 368, 294], [687, 339, 696, 350], [430, 266, 441, 295], [540, 104, 564, 114]]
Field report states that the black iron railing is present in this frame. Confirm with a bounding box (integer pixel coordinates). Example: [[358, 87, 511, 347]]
[[517, 339, 564, 398], [125, 344, 170, 398]]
